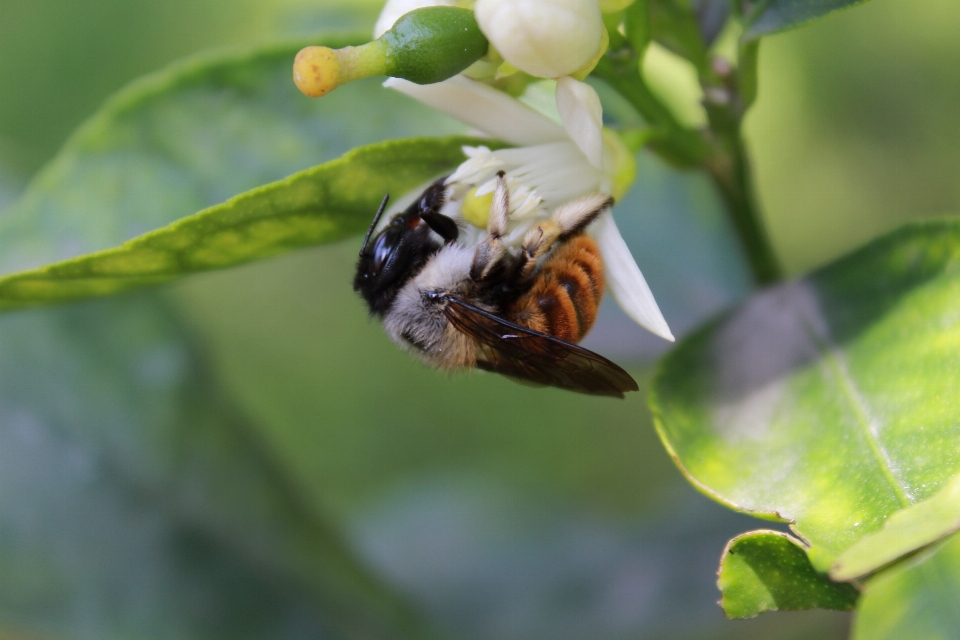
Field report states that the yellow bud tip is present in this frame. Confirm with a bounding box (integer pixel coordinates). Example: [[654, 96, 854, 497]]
[[293, 46, 341, 98]]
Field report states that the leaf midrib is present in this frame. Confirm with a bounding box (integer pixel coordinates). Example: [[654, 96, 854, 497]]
[[800, 314, 913, 510]]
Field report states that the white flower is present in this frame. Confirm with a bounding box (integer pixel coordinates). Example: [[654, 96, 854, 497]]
[[474, 0, 604, 79], [384, 74, 674, 342]]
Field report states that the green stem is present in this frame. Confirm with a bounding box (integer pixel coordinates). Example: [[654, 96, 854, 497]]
[[706, 134, 782, 285], [594, 47, 782, 285], [701, 51, 782, 286], [592, 55, 710, 168]]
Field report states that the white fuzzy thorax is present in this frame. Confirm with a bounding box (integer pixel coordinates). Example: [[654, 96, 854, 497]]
[[384, 244, 476, 369]]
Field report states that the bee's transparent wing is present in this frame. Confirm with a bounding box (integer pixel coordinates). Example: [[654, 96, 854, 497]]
[[442, 295, 639, 398]]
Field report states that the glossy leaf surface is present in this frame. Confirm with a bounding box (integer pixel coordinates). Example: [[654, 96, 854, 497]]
[[744, 0, 875, 38], [651, 220, 960, 572], [0, 137, 478, 311], [853, 533, 960, 640], [718, 530, 858, 618]]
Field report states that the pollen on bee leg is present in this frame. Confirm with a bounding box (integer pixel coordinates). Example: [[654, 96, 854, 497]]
[[520, 220, 562, 274], [523, 220, 561, 251], [470, 173, 511, 281], [551, 192, 613, 235], [488, 171, 510, 237]]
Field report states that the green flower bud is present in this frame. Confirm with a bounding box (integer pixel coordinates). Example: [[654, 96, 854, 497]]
[[294, 6, 488, 98]]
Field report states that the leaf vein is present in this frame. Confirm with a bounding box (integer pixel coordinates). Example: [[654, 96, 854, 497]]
[[799, 312, 913, 508]]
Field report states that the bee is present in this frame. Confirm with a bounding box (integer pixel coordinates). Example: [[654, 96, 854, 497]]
[[353, 171, 638, 398]]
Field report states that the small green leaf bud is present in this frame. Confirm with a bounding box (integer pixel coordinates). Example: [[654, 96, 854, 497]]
[[294, 6, 488, 98]]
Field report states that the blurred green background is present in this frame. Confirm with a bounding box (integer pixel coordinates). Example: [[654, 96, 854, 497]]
[[1, 0, 958, 639]]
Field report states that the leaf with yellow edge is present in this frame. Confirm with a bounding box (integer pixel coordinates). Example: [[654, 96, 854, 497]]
[[0, 137, 489, 311]]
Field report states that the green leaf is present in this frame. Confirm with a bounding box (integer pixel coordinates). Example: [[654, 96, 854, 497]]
[[743, 0, 875, 39], [0, 171, 18, 212], [624, 0, 653, 54], [832, 473, 960, 581], [650, 220, 960, 571], [692, 0, 733, 47], [0, 295, 439, 640], [0, 137, 480, 311], [738, 39, 760, 108], [0, 33, 465, 276], [649, 0, 709, 70], [853, 532, 960, 640], [718, 530, 859, 618]]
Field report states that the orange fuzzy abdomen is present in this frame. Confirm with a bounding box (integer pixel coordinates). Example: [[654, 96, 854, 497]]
[[509, 233, 605, 343]]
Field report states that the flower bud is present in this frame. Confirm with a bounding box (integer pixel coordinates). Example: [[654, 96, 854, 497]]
[[294, 6, 488, 98], [382, 6, 489, 84], [474, 0, 605, 79]]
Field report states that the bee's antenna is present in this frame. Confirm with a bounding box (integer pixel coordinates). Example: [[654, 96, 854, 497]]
[[360, 194, 390, 257]]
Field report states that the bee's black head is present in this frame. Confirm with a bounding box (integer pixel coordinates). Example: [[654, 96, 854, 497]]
[[354, 189, 446, 316]]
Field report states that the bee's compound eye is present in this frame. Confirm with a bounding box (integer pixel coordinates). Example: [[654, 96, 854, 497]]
[[372, 232, 394, 274]]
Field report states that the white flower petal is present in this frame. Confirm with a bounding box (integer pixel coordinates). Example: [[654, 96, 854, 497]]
[[373, 0, 457, 38], [593, 212, 674, 341], [446, 146, 502, 185], [384, 76, 567, 147], [474, 0, 604, 78], [556, 76, 604, 169], [490, 141, 603, 209]]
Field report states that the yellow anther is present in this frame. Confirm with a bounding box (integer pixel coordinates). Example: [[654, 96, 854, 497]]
[[462, 187, 494, 228]]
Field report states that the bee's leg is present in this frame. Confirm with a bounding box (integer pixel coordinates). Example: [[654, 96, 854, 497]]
[[552, 193, 614, 237], [420, 209, 459, 242], [414, 177, 459, 242], [514, 193, 614, 280], [515, 220, 562, 280], [470, 171, 510, 281]]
